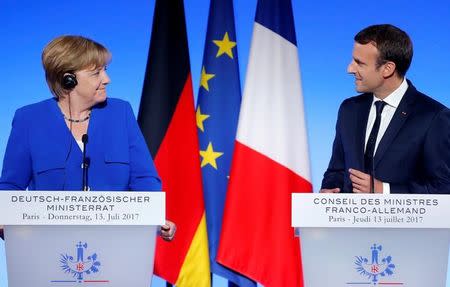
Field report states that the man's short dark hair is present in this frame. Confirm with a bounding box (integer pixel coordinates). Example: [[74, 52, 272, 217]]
[[355, 24, 413, 77]]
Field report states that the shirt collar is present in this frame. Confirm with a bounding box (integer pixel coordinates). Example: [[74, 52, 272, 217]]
[[373, 78, 408, 108]]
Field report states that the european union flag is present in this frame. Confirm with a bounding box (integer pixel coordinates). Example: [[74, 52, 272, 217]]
[[197, 0, 256, 286]]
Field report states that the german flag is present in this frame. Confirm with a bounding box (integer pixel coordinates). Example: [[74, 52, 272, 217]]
[[137, 0, 210, 286]]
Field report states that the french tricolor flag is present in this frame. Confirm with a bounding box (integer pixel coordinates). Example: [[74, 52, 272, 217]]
[[217, 0, 312, 286]]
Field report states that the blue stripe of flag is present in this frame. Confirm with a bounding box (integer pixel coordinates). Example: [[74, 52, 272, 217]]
[[255, 0, 297, 45]]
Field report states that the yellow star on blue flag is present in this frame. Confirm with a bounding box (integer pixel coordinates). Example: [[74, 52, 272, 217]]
[[213, 32, 237, 59], [199, 142, 223, 169]]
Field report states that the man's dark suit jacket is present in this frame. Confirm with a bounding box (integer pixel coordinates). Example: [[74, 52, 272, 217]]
[[321, 81, 450, 194]]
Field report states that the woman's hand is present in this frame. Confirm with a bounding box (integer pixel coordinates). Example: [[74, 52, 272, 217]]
[[159, 220, 176, 241]]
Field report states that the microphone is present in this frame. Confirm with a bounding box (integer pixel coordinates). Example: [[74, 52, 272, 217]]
[[82, 134, 89, 191]]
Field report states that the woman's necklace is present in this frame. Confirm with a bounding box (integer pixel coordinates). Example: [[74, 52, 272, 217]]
[[63, 113, 90, 123], [57, 100, 91, 123]]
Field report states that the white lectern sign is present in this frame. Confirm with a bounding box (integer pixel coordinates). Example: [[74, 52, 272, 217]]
[[1, 191, 165, 287], [292, 193, 450, 228], [292, 193, 450, 287], [0, 191, 165, 225]]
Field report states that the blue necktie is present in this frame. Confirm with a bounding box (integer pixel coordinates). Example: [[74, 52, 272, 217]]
[[364, 101, 387, 173]]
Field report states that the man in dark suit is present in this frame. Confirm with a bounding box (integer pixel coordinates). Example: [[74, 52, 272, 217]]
[[321, 24, 450, 194]]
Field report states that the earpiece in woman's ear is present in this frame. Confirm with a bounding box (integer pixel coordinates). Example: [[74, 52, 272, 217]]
[[62, 73, 77, 90]]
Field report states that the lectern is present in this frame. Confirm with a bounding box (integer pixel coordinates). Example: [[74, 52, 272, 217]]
[[292, 193, 450, 287], [0, 191, 165, 287]]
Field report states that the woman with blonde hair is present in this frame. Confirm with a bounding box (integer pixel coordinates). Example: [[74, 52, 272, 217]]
[[0, 35, 175, 240]]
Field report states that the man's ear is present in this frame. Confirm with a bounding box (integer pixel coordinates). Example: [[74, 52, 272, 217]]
[[382, 61, 396, 78]]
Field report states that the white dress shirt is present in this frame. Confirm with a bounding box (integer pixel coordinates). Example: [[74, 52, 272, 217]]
[[364, 78, 408, 194], [76, 140, 84, 152]]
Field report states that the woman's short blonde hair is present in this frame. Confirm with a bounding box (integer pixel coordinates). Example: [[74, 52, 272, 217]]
[[42, 35, 111, 98]]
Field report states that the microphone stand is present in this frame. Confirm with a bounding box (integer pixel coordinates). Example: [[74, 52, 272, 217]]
[[82, 134, 89, 191]]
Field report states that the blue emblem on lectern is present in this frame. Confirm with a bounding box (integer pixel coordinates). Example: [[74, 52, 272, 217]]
[[59, 242, 101, 281], [354, 244, 395, 285]]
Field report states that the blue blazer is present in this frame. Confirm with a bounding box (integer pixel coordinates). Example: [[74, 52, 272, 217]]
[[0, 98, 161, 191], [321, 81, 450, 194]]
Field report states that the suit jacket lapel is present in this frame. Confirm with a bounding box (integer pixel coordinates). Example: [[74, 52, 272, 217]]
[[47, 98, 74, 163], [374, 84, 417, 167], [355, 95, 373, 170], [86, 100, 107, 159]]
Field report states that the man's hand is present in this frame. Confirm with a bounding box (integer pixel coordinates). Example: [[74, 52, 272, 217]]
[[319, 188, 340, 193], [349, 168, 383, 193]]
